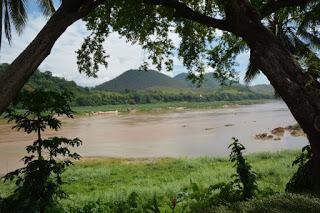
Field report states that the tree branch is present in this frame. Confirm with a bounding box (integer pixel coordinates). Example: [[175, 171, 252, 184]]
[[144, 0, 230, 31], [260, 0, 312, 18]]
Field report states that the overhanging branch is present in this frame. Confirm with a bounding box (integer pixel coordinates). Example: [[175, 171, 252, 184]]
[[260, 0, 312, 18], [144, 0, 230, 31]]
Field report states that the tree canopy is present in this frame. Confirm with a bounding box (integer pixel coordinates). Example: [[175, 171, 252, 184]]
[[77, 0, 320, 84]]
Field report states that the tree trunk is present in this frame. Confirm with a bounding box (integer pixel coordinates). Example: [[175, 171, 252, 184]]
[[242, 22, 320, 190], [0, 1, 99, 114]]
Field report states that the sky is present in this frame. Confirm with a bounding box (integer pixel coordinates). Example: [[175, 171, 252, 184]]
[[0, 2, 269, 87]]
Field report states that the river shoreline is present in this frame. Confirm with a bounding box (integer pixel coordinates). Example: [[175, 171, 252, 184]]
[[0, 99, 270, 123], [72, 99, 271, 115]]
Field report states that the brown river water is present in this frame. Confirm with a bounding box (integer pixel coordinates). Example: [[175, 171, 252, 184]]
[[0, 101, 307, 174]]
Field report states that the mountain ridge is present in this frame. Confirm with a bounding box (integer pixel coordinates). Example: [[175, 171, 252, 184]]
[[95, 69, 188, 91], [95, 69, 226, 91], [94, 69, 274, 95]]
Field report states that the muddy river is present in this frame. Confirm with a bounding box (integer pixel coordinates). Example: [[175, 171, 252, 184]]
[[0, 101, 307, 174]]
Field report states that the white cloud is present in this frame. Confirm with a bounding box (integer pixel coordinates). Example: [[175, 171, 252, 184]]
[[0, 14, 269, 87]]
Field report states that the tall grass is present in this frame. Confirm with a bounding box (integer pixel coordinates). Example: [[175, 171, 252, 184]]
[[0, 150, 304, 211]]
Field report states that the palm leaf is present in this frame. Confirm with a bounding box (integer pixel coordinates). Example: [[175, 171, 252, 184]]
[[9, 0, 27, 34], [297, 29, 320, 49], [244, 57, 260, 84], [4, 0, 11, 45], [298, 2, 320, 30], [291, 33, 313, 57], [37, 0, 56, 16], [0, 0, 3, 48], [0, 0, 56, 49]]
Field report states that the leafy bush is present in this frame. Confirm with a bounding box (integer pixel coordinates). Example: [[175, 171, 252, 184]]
[[229, 137, 257, 200], [175, 138, 257, 211], [1, 89, 82, 212], [286, 145, 314, 193], [175, 181, 242, 212], [216, 193, 320, 213]]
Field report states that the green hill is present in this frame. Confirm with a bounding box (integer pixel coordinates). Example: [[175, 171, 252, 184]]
[[94, 69, 275, 96], [95, 70, 222, 91], [94, 70, 241, 92], [0, 63, 84, 94], [174, 72, 220, 89], [95, 69, 187, 91], [174, 72, 274, 96]]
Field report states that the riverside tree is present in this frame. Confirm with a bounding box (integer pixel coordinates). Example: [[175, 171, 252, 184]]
[[0, 0, 320, 190], [1, 89, 82, 212]]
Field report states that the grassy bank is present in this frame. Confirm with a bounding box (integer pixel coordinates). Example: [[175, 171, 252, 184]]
[[1, 150, 314, 212], [73, 99, 268, 115]]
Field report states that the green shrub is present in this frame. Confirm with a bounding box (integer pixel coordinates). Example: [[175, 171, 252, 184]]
[[216, 193, 320, 213], [286, 145, 314, 193], [175, 138, 257, 211], [229, 138, 257, 200], [176, 181, 242, 212]]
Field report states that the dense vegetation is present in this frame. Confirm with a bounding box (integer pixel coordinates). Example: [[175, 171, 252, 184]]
[[0, 64, 275, 108], [75, 87, 273, 107], [1, 150, 318, 212]]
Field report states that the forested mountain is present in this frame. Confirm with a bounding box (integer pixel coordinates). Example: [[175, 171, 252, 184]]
[[0, 63, 86, 94], [95, 69, 187, 91], [95, 70, 247, 91], [95, 70, 224, 91]]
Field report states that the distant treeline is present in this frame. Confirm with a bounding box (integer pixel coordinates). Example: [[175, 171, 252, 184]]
[[74, 88, 273, 106]]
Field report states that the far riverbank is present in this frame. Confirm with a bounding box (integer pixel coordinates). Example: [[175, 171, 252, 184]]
[[72, 99, 270, 116]]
